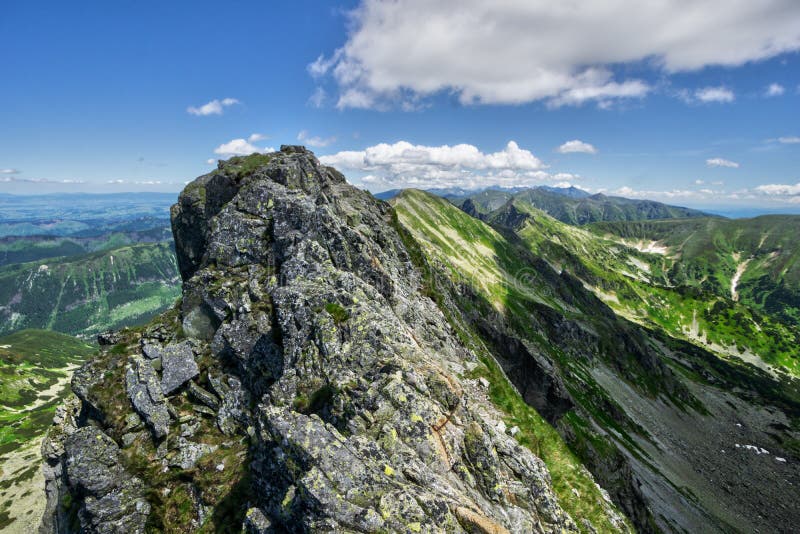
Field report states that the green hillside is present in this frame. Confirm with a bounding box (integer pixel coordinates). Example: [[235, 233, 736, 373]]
[[479, 199, 800, 376], [0, 227, 172, 266], [0, 242, 181, 338], [455, 187, 711, 225], [393, 189, 800, 532], [591, 216, 800, 322], [0, 330, 96, 530]]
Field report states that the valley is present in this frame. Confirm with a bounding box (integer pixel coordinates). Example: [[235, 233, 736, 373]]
[[393, 187, 800, 533], [0, 330, 96, 532]]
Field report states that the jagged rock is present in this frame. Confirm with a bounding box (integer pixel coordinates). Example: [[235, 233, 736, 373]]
[[43, 146, 589, 533], [97, 331, 123, 346], [168, 437, 217, 470], [141, 343, 162, 360], [160, 341, 199, 394], [187, 380, 221, 410], [243, 507, 274, 533], [126, 355, 171, 439], [64, 427, 150, 532]]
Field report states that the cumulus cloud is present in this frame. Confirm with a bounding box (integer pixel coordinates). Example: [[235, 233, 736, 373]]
[[214, 138, 275, 156], [766, 83, 785, 97], [248, 133, 267, 142], [706, 157, 740, 168], [320, 140, 565, 189], [778, 136, 800, 144], [298, 130, 336, 148], [693, 87, 735, 103], [557, 140, 598, 154], [311, 1, 800, 109], [754, 183, 800, 196], [187, 98, 240, 116], [206, 158, 216, 165]]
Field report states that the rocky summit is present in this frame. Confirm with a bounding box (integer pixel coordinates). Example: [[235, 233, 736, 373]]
[[41, 146, 626, 533]]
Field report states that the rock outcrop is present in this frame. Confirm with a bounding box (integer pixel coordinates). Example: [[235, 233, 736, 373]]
[[41, 146, 616, 532]]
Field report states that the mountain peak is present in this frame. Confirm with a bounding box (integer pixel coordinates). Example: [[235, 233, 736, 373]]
[[44, 145, 585, 533]]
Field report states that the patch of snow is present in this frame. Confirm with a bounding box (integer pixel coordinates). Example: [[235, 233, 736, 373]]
[[628, 240, 668, 255], [730, 256, 751, 302], [734, 443, 769, 455], [776, 457, 787, 463], [0, 344, 10, 349]]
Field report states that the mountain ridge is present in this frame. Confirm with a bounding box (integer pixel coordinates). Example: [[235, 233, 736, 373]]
[[40, 148, 800, 534]]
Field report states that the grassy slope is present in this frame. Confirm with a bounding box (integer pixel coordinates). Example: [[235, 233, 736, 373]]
[[477, 200, 800, 377], [393, 189, 632, 532], [0, 241, 181, 338], [591, 215, 800, 316], [0, 329, 96, 530], [0, 330, 95, 451]]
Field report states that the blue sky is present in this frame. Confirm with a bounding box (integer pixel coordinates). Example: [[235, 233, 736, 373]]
[[1, 1, 799, 210]]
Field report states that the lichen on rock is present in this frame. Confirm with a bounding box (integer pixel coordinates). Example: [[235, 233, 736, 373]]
[[41, 146, 589, 533]]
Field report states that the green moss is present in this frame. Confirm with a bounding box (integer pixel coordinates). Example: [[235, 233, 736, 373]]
[[323, 302, 350, 324], [224, 153, 273, 179]]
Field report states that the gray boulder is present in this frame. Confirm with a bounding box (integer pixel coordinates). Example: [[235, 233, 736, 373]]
[[64, 427, 150, 533], [126, 355, 170, 439], [160, 341, 199, 394]]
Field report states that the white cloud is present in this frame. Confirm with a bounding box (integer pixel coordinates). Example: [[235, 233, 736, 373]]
[[612, 186, 723, 201], [297, 130, 336, 148], [778, 136, 800, 144], [0, 168, 19, 174], [0, 176, 84, 184], [187, 98, 240, 116], [214, 138, 275, 156], [694, 179, 705, 185], [248, 133, 267, 142], [766, 83, 785, 97], [206, 158, 216, 165], [320, 140, 563, 189], [754, 183, 800, 196], [312, 1, 800, 109], [694, 87, 735, 103], [706, 157, 740, 168], [557, 140, 598, 154], [308, 87, 327, 108]]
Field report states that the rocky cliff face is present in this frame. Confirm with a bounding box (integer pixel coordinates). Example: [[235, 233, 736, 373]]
[[41, 147, 626, 532]]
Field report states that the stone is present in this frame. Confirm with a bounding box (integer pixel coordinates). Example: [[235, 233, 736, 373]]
[[187, 380, 221, 410], [64, 427, 150, 532], [126, 355, 171, 439], [160, 341, 199, 394], [168, 437, 217, 470]]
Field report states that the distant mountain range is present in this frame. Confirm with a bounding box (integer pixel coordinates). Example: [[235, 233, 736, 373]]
[[453, 187, 712, 225], [374, 185, 712, 224]]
